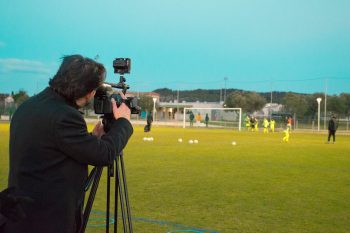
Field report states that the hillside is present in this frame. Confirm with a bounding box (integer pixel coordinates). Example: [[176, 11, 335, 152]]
[[153, 88, 292, 104]]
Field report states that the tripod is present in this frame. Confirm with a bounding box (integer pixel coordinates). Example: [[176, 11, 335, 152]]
[[79, 151, 133, 233]]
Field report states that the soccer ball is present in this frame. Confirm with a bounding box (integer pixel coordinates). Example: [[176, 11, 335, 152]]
[[231, 141, 237, 146], [178, 138, 183, 143], [188, 140, 194, 144], [194, 139, 198, 144]]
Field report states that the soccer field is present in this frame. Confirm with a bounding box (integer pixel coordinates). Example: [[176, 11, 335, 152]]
[[0, 122, 349, 233]]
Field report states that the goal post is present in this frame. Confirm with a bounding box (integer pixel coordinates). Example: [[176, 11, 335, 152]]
[[183, 107, 242, 130]]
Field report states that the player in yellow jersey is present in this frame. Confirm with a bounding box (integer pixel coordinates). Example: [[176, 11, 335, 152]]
[[270, 119, 275, 133], [282, 126, 290, 142], [263, 118, 269, 133], [245, 115, 251, 131], [254, 117, 259, 132]]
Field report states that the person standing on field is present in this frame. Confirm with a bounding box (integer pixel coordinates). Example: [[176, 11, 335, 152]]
[[245, 115, 251, 130], [189, 111, 194, 127], [254, 117, 259, 132], [144, 111, 153, 132], [263, 118, 269, 133], [287, 116, 292, 131], [195, 113, 202, 126], [270, 119, 275, 133], [282, 126, 290, 142], [327, 115, 338, 144], [205, 113, 209, 127]]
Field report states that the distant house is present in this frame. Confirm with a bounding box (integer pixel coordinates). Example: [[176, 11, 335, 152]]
[[0, 93, 9, 102], [0, 93, 14, 119], [4, 95, 14, 106], [258, 103, 284, 117]]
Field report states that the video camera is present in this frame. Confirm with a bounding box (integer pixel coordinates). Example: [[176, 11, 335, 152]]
[[94, 58, 141, 123]]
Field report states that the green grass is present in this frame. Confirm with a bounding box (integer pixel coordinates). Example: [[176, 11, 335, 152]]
[[1, 123, 350, 233]]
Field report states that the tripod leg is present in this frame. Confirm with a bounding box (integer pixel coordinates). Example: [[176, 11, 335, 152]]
[[84, 167, 97, 192], [120, 155, 133, 232], [80, 167, 104, 233], [116, 155, 128, 233], [107, 166, 111, 233], [114, 157, 119, 233]]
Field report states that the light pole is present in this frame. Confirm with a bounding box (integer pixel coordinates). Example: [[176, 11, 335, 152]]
[[152, 97, 157, 121], [324, 79, 327, 130], [316, 98, 322, 131], [224, 77, 228, 103], [177, 90, 179, 120]]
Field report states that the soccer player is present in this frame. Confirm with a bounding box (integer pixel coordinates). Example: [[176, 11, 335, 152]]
[[195, 113, 202, 126], [189, 111, 194, 127], [270, 119, 275, 133], [254, 117, 259, 132], [250, 117, 255, 131], [263, 118, 269, 133], [283, 127, 290, 142], [205, 113, 209, 127], [287, 116, 292, 131], [245, 115, 251, 130]]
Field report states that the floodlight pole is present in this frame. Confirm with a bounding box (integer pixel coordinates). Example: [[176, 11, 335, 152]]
[[324, 79, 327, 130], [177, 90, 179, 121], [317, 98, 322, 131], [152, 97, 157, 122], [224, 77, 228, 103]]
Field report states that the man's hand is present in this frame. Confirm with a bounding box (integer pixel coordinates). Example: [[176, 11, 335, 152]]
[[112, 93, 131, 121], [92, 120, 105, 138], [0, 187, 33, 222]]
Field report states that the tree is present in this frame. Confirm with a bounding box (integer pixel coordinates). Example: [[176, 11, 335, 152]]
[[340, 93, 350, 117], [225, 91, 247, 108], [0, 101, 5, 115], [13, 90, 29, 107], [327, 95, 346, 116], [282, 93, 308, 117], [305, 93, 323, 118], [245, 92, 266, 113], [138, 95, 154, 112], [225, 91, 266, 113]]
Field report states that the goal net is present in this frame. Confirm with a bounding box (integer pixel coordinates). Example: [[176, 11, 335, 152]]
[[183, 108, 242, 130]]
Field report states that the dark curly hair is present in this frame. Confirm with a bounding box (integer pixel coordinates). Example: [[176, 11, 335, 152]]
[[49, 55, 106, 103]]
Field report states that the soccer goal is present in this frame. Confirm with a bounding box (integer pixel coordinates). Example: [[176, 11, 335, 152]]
[[183, 107, 242, 130]]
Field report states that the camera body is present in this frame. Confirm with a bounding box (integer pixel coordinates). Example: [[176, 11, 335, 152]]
[[94, 58, 141, 116], [94, 87, 140, 114]]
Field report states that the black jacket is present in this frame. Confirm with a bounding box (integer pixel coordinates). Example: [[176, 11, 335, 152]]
[[4, 87, 133, 233], [328, 118, 338, 131]]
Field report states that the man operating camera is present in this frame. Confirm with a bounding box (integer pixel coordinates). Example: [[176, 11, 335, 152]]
[[3, 55, 133, 233]]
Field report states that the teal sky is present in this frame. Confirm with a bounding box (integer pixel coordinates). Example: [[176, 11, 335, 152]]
[[1, 0, 350, 96]]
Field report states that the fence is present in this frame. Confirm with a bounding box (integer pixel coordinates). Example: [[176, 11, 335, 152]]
[[293, 118, 350, 131], [2, 112, 350, 132]]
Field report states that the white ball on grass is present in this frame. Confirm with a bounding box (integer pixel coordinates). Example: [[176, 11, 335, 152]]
[[194, 139, 198, 144], [178, 138, 183, 143], [188, 140, 194, 144], [232, 141, 237, 146]]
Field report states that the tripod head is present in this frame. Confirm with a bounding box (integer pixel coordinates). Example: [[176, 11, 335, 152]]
[[104, 75, 129, 95]]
